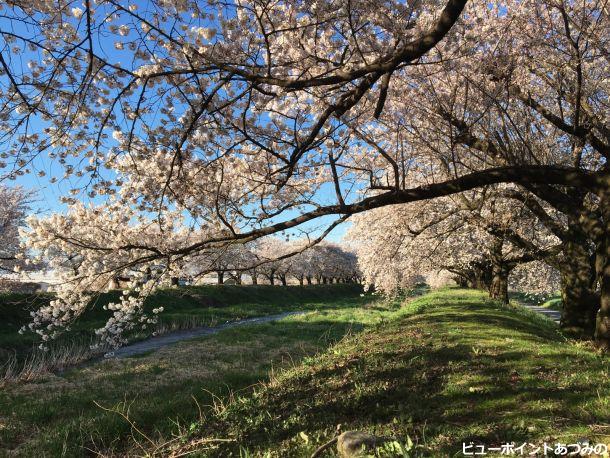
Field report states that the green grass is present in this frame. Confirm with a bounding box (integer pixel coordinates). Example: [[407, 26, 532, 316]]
[[539, 295, 563, 311], [0, 284, 363, 363], [0, 285, 379, 456], [510, 291, 563, 311], [2, 288, 607, 457], [172, 289, 609, 457]]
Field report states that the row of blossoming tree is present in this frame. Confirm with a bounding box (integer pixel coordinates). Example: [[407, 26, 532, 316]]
[[347, 194, 562, 303], [183, 237, 361, 286], [0, 186, 32, 275], [0, 0, 608, 348]]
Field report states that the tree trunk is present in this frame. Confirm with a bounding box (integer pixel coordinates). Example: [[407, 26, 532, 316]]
[[485, 237, 508, 304], [298, 277, 304, 286], [595, 189, 610, 350], [525, 187, 600, 339], [455, 276, 468, 288], [251, 273, 258, 285], [477, 267, 492, 290], [269, 275, 275, 285], [279, 274, 287, 286], [217, 271, 224, 285], [466, 261, 492, 290], [489, 264, 509, 305], [596, 252, 610, 350], [306, 276, 312, 285], [559, 235, 598, 337], [235, 273, 242, 285]]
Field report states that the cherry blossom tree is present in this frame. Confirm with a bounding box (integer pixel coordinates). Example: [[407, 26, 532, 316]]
[[288, 248, 315, 286], [2, 1, 610, 348], [287, 242, 360, 285], [193, 242, 254, 285], [0, 185, 32, 275], [346, 0, 609, 343], [348, 190, 562, 305], [312, 243, 360, 284]]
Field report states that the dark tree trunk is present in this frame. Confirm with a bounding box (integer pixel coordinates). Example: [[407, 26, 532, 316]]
[[489, 265, 510, 305], [559, 232, 598, 337], [306, 276, 312, 285], [595, 189, 610, 350], [217, 271, 224, 285], [235, 273, 242, 285], [279, 274, 287, 286], [298, 276, 304, 286], [488, 238, 510, 305], [171, 277, 180, 286], [596, 254, 610, 350], [525, 187, 600, 339], [269, 275, 275, 285], [476, 267, 492, 290], [251, 273, 258, 285], [463, 260, 493, 290], [455, 276, 468, 288]]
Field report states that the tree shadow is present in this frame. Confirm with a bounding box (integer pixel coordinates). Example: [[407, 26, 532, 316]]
[[196, 296, 609, 457]]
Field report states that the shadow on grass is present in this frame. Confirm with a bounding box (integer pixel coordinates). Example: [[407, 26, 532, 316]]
[[4, 289, 606, 457], [191, 291, 609, 457]]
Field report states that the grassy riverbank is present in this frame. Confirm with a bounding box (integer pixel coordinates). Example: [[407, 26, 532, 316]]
[[174, 289, 609, 457]]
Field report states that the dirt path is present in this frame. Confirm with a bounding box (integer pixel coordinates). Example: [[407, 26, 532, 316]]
[[104, 311, 306, 359]]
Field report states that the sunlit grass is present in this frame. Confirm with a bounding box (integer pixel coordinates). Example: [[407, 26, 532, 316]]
[[0, 285, 377, 456], [0, 284, 363, 378], [2, 288, 607, 457], [172, 289, 609, 457]]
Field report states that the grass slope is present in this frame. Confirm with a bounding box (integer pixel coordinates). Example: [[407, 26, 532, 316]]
[[0, 285, 375, 456], [510, 291, 563, 312], [540, 296, 563, 312], [0, 284, 362, 362], [177, 289, 610, 457], [2, 288, 607, 457]]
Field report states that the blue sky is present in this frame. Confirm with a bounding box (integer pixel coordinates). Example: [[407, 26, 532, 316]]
[[2, 1, 353, 243]]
